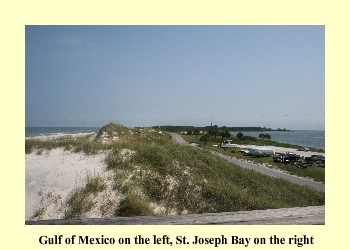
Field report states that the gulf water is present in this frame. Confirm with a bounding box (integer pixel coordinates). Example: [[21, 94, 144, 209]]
[[25, 127, 100, 137]]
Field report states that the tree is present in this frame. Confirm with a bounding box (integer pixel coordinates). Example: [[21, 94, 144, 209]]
[[187, 130, 192, 135], [200, 134, 210, 146], [237, 132, 244, 140], [221, 130, 231, 139], [208, 129, 219, 138], [193, 129, 200, 138], [241, 136, 257, 144], [212, 130, 219, 138], [259, 133, 271, 140]]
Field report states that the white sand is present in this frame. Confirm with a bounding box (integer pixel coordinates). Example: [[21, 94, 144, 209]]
[[25, 148, 108, 220]]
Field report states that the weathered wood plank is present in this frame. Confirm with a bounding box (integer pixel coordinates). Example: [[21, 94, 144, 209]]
[[25, 206, 324, 225]]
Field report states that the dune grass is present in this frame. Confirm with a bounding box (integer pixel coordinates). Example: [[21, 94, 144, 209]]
[[26, 123, 325, 219], [64, 173, 107, 219], [25, 134, 105, 154], [101, 126, 324, 216], [25, 123, 130, 155]]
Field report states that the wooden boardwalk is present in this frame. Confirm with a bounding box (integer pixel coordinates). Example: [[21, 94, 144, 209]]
[[25, 206, 324, 225]]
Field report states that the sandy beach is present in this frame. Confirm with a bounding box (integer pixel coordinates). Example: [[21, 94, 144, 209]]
[[25, 133, 121, 221], [25, 148, 108, 220]]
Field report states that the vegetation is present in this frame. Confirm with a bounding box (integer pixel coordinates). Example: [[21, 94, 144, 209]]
[[95, 123, 130, 139], [237, 132, 244, 141], [26, 123, 324, 219], [152, 125, 289, 132], [259, 133, 271, 140], [181, 134, 325, 183], [64, 174, 107, 219], [25, 123, 130, 155], [199, 134, 210, 146], [181, 132, 324, 153]]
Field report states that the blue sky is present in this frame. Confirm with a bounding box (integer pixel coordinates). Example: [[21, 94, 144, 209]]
[[25, 25, 324, 130]]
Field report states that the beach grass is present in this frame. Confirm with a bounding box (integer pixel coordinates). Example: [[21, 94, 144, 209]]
[[64, 173, 107, 219], [26, 123, 325, 219], [25, 134, 97, 154]]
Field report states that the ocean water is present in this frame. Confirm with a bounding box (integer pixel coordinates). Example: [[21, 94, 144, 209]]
[[25, 127, 100, 137], [230, 130, 325, 150]]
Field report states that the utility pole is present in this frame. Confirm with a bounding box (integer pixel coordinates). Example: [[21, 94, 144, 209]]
[[210, 118, 212, 143]]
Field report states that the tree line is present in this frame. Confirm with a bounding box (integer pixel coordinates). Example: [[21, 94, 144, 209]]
[[185, 129, 272, 146], [154, 125, 288, 132]]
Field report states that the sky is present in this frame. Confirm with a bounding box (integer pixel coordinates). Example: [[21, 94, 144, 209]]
[[25, 25, 325, 130]]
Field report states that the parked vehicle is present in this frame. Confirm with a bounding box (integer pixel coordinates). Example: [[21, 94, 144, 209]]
[[305, 155, 325, 164], [273, 152, 300, 163], [219, 140, 238, 148], [248, 147, 275, 156], [298, 146, 309, 151], [282, 154, 301, 164], [241, 150, 250, 156], [273, 153, 288, 162]]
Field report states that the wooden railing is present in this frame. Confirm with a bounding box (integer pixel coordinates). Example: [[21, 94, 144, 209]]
[[25, 206, 324, 225]]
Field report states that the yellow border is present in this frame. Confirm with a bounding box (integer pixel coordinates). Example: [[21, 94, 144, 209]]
[[1, 0, 347, 249]]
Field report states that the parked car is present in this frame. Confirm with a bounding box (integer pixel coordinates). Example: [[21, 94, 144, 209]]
[[298, 146, 309, 151], [305, 155, 325, 164]]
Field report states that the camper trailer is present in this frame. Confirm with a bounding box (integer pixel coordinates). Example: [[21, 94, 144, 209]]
[[248, 147, 275, 156]]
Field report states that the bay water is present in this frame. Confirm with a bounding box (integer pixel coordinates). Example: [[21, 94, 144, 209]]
[[230, 130, 325, 150]]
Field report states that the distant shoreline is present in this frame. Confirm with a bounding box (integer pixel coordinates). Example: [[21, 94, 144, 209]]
[[25, 127, 99, 137]]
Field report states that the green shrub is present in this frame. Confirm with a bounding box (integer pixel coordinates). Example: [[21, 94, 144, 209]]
[[64, 190, 96, 219], [115, 193, 155, 217], [85, 174, 107, 194]]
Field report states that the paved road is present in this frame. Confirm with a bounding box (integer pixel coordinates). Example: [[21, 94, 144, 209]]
[[171, 133, 325, 192]]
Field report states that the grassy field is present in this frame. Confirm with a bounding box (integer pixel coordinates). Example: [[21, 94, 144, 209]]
[[181, 134, 325, 183], [26, 123, 325, 219]]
